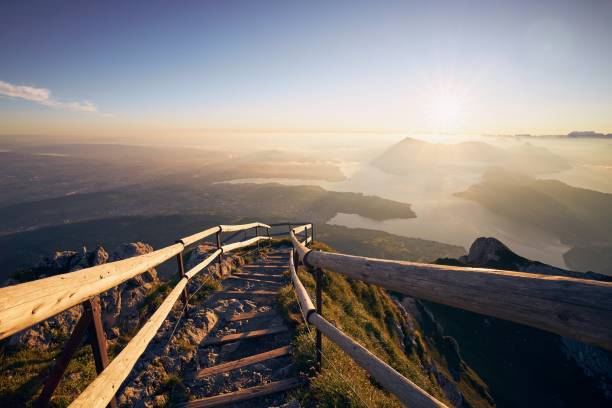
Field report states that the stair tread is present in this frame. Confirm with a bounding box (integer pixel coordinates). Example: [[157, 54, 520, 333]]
[[227, 310, 278, 322], [232, 272, 284, 279], [242, 264, 286, 268], [196, 345, 291, 378], [203, 326, 288, 346], [227, 276, 283, 285], [184, 378, 300, 408], [217, 290, 278, 296]]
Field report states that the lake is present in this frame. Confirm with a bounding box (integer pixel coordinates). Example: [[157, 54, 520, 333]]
[[222, 162, 571, 268]]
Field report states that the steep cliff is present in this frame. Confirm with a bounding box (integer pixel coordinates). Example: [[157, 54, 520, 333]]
[[278, 241, 495, 408], [428, 237, 612, 407]]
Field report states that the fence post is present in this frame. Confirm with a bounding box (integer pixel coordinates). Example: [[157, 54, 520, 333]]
[[35, 308, 92, 407], [315, 267, 323, 372], [267, 227, 272, 247], [255, 226, 260, 253], [311, 222, 315, 246], [216, 229, 223, 273], [86, 297, 118, 408], [175, 247, 189, 309], [36, 297, 117, 408]]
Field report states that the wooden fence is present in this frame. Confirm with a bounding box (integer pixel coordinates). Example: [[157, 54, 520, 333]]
[[289, 246, 447, 408], [1, 220, 610, 408], [289, 226, 612, 352], [0, 221, 271, 408], [288, 223, 612, 407]]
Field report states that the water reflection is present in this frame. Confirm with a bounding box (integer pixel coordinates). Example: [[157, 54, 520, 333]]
[[221, 162, 572, 268]]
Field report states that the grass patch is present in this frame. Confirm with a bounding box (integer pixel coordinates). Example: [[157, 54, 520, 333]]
[[277, 242, 448, 407], [157, 373, 188, 407], [0, 344, 97, 407], [190, 278, 222, 302]]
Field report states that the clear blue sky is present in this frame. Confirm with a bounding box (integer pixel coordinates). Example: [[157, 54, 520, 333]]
[[1, 0, 611, 138]]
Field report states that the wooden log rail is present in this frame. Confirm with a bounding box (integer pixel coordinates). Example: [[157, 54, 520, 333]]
[[289, 228, 612, 352], [0, 222, 270, 340], [0, 221, 271, 408], [289, 249, 447, 408]]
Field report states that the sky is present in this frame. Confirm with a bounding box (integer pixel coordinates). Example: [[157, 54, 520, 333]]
[[1, 0, 612, 140]]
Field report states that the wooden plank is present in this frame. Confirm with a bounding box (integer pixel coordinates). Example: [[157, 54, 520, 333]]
[[306, 250, 612, 351], [227, 310, 277, 322], [216, 290, 278, 297], [232, 272, 284, 279], [227, 276, 282, 285], [196, 345, 291, 378], [180, 226, 221, 247], [203, 326, 288, 346], [219, 222, 271, 233], [183, 378, 300, 408], [240, 265, 286, 269], [69, 278, 188, 408], [0, 242, 183, 340]]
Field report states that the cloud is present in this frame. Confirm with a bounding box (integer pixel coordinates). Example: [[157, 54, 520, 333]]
[[0, 80, 97, 112]]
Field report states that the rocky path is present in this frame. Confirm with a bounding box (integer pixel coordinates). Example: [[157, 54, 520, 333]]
[[184, 247, 299, 408]]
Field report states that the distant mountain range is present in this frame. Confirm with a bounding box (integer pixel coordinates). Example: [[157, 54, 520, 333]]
[[372, 137, 571, 175], [566, 131, 612, 139], [497, 131, 612, 139], [456, 168, 612, 276]]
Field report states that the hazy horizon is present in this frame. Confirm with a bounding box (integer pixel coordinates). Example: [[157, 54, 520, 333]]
[[2, 0, 612, 140]]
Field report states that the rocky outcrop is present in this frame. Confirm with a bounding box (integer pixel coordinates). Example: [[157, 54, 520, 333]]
[[186, 243, 245, 281], [118, 307, 219, 407], [9, 242, 159, 348], [100, 243, 159, 338], [460, 237, 611, 281]]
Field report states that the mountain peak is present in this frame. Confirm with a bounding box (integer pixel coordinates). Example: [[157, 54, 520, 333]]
[[460, 237, 525, 266]]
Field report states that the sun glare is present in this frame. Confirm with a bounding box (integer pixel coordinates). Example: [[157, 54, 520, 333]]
[[430, 94, 464, 127], [422, 77, 472, 132]]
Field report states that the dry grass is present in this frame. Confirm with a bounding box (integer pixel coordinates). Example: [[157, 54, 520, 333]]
[[277, 242, 448, 407]]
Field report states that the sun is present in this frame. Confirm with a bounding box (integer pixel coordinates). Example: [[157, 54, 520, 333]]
[[423, 79, 471, 133], [430, 94, 464, 126]]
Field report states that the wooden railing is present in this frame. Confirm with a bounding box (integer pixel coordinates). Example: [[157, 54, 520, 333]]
[[289, 246, 447, 408], [289, 227, 612, 351], [0, 221, 271, 408], [288, 224, 612, 407], [1, 220, 610, 408]]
